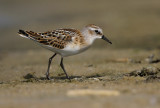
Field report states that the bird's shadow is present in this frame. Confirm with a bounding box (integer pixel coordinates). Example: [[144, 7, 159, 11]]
[[22, 72, 103, 83]]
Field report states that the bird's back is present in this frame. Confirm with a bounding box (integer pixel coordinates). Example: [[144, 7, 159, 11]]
[[18, 28, 87, 56]]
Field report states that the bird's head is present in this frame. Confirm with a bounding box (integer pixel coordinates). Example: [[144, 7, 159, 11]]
[[82, 24, 112, 44]]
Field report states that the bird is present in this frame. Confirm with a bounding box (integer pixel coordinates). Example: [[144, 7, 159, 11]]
[[18, 24, 112, 80]]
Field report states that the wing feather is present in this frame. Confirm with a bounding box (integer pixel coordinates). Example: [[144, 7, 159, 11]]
[[23, 29, 81, 49]]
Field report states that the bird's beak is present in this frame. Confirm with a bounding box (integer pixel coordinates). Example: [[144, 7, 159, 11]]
[[101, 35, 112, 44]]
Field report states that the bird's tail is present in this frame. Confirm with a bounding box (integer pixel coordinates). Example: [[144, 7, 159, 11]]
[[18, 29, 40, 40], [18, 29, 29, 38]]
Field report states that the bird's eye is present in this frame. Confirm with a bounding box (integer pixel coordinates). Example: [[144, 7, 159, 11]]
[[95, 30, 100, 34]]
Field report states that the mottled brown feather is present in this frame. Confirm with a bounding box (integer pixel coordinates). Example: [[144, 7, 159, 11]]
[[24, 29, 84, 49]]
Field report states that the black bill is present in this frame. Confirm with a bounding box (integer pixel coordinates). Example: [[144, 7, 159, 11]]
[[101, 35, 112, 44]]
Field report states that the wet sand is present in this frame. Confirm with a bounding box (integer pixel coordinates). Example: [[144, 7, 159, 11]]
[[0, 49, 160, 108]]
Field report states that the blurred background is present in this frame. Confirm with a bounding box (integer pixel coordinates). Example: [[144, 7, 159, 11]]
[[0, 0, 160, 52], [0, 1, 160, 107]]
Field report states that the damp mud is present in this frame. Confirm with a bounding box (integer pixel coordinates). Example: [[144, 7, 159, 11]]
[[0, 49, 160, 108]]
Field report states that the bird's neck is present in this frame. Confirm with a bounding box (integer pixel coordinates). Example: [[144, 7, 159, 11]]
[[81, 30, 96, 46]]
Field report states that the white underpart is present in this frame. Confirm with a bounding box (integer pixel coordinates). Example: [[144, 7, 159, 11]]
[[61, 43, 90, 57], [19, 34, 29, 39]]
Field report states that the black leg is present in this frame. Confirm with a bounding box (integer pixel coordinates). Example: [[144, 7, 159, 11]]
[[46, 53, 57, 80], [60, 57, 70, 80]]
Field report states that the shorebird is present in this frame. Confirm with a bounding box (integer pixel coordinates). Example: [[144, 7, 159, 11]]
[[18, 24, 112, 80]]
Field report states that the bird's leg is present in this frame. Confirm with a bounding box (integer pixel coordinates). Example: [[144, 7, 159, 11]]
[[60, 57, 71, 81], [46, 53, 57, 80]]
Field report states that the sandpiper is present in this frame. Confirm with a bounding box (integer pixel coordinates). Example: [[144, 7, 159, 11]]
[[18, 24, 112, 80]]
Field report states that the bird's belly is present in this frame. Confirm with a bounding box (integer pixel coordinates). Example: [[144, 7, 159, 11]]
[[60, 45, 90, 57], [39, 42, 90, 57]]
